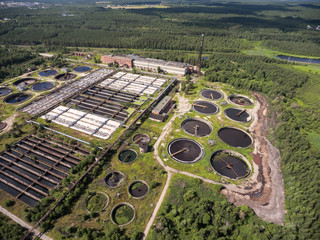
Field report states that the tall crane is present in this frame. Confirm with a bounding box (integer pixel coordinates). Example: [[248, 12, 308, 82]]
[[197, 33, 205, 74]]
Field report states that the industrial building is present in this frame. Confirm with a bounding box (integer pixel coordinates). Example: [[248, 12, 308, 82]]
[[101, 54, 192, 75], [101, 55, 134, 68], [150, 96, 173, 122], [133, 57, 192, 75]]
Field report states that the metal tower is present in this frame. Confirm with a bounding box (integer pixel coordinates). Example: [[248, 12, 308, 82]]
[[197, 33, 205, 74]]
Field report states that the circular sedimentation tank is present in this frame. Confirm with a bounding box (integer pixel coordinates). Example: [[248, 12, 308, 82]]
[[224, 108, 252, 123], [210, 150, 251, 179], [133, 133, 151, 144], [118, 149, 138, 164], [228, 95, 253, 106], [12, 78, 37, 87], [54, 73, 77, 81], [3, 93, 32, 104], [38, 69, 58, 77], [192, 101, 219, 115], [110, 202, 135, 226], [73, 66, 92, 73], [181, 118, 212, 137], [218, 127, 253, 148], [200, 89, 223, 100], [105, 171, 125, 188], [0, 87, 12, 97], [31, 82, 55, 92], [167, 138, 205, 164], [86, 192, 109, 213], [128, 181, 149, 199]]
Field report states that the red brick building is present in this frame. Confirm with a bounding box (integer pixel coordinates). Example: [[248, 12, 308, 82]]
[[75, 52, 84, 56], [101, 55, 133, 68]]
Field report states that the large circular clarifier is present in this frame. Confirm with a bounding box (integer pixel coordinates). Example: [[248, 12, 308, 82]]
[[193, 101, 219, 115], [181, 118, 212, 137], [218, 127, 253, 148], [73, 66, 91, 73], [111, 203, 135, 226], [224, 108, 252, 123], [118, 149, 137, 164], [229, 95, 253, 106], [210, 150, 250, 179], [55, 73, 76, 81], [128, 181, 149, 198], [31, 82, 55, 91], [0, 87, 12, 97], [38, 69, 58, 77], [167, 138, 204, 164], [3, 93, 32, 104], [13, 78, 37, 87], [105, 171, 125, 188], [200, 89, 223, 100]]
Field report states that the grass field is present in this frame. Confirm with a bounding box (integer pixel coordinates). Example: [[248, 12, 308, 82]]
[[244, 42, 320, 60]]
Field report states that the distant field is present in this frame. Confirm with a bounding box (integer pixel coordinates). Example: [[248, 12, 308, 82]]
[[103, 5, 169, 9]]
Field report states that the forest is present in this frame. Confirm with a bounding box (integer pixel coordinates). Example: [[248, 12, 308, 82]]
[[0, 2, 320, 56], [0, 213, 27, 240], [149, 175, 283, 239], [0, 1, 320, 239]]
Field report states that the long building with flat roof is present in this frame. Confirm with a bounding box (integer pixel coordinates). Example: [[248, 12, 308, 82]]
[[133, 57, 192, 75], [101, 54, 192, 75]]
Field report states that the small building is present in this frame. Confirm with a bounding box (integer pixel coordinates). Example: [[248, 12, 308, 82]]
[[101, 55, 134, 68], [75, 52, 84, 56], [139, 141, 148, 153], [150, 96, 174, 122]]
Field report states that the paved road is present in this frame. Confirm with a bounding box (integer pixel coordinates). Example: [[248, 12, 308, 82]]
[[0, 206, 53, 240]]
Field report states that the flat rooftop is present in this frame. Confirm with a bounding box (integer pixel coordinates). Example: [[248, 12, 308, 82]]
[[153, 96, 172, 113]]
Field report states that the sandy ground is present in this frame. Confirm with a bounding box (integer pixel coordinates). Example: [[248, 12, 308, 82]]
[[0, 113, 17, 135], [221, 93, 285, 224], [0, 206, 53, 240]]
